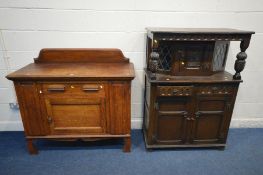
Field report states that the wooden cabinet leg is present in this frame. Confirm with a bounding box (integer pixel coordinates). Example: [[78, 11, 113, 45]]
[[27, 139, 38, 155], [123, 137, 131, 153]]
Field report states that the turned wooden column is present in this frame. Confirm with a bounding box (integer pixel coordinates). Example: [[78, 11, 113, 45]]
[[149, 39, 159, 80], [233, 37, 251, 80]]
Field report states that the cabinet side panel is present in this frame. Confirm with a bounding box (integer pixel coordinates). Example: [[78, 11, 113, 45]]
[[109, 82, 131, 135], [222, 84, 240, 142], [14, 82, 48, 136], [146, 80, 158, 145]]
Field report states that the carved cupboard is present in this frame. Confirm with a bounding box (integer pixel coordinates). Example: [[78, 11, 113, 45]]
[[143, 28, 254, 149]]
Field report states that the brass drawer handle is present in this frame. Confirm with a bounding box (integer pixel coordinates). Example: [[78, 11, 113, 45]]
[[47, 85, 65, 92], [83, 88, 99, 91], [186, 67, 200, 70], [82, 85, 101, 92]]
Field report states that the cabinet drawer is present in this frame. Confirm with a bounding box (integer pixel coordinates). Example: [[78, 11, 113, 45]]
[[42, 83, 105, 96], [157, 86, 193, 97], [197, 85, 234, 95]]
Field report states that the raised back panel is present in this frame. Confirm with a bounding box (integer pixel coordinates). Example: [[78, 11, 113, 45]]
[[34, 48, 129, 63]]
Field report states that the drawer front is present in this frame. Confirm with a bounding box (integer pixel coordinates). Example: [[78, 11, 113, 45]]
[[42, 82, 105, 97], [157, 86, 193, 97], [197, 85, 234, 95]]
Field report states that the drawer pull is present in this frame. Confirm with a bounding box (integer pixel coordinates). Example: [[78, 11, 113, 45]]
[[158, 111, 187, 116], [82, 85, 100, 92], [47, 85, 65, 92], [186, 67, 200, 70], [83, 88, 99, 91]]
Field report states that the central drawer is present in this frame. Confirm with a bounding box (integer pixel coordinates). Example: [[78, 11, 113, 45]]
[[41, 82, 106, 97], [157, 86, 193, 97]]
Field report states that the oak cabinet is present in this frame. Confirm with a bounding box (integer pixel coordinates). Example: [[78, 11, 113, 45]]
[[145, 81, 238, 148], [144, 28, 254, 149], [7, 49, 135, 154]]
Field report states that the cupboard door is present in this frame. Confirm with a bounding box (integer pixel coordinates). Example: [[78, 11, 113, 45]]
[[44, 97, 107, 135], [153, 97, 191, 144], [191, 96, 231, 144]]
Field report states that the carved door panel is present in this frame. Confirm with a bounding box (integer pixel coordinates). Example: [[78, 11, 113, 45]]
[[191, 96, 231, 144], [44, 97, 107, 135], [153, 97, 192, 144]]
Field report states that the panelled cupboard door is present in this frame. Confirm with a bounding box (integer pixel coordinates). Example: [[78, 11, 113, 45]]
[[191, 96, 231, 144], [153, 97, 192, 144], [44, 97, 107, 135]]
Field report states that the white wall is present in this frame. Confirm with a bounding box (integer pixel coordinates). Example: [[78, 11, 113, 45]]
[[0, 0, 262, 130]]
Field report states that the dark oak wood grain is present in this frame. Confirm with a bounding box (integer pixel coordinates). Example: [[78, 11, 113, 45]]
[[146, 28, 254, 79], [144, 74, 239, 149], [143, 28, 254, 150], [6, 48, 135, 154]]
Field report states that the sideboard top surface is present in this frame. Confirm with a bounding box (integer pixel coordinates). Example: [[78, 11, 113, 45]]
[[6, 48, 135, 81], [146, 28, 255, 35], [145, 70, 242, 84]]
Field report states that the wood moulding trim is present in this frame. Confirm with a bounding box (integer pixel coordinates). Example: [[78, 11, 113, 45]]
[[26, 134, 130, 139], [153, 34, 251, 41], [6, 76, 135, 81]]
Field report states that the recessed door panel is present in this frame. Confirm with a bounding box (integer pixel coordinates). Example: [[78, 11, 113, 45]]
[[154, 97, 191, 144], [45, 98, 106, 135], [193, 113, 223, 141], [192, 96, 230, 144], [157, 113, 187, 143]]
